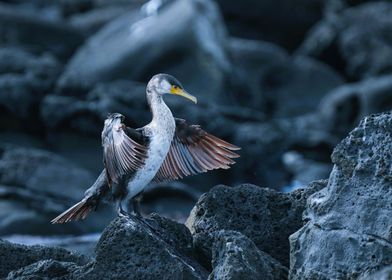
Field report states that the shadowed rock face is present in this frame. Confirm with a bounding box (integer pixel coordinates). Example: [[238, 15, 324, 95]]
[[58, 0, 230, 101], [209, 230, 288, 280], [0, 239, 89, 278], [186, 181, 327, 268], [4, 215, 209, 280], [290, 111, 392, 279], [298, 2, 392, 80], [0, 145, 113, 235]]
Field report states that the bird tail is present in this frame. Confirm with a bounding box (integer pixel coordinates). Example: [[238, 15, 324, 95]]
[[51, 199, 94, 224]]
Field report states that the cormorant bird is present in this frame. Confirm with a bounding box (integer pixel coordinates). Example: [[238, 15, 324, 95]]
[[51, 74, 240, 224]]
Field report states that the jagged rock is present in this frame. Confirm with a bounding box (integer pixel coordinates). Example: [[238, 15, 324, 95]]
[[0, 239, 89, 279], [214, 0, 324, 50], [228, 38, 344, 117], [290, 111, 392, 279], [0, 3, 84, 59], [0, 48, 61, 130], [58, 0, 230, 101], [319, 74, 392, 138], [0, 145, 112, 235], [6, 260, 81, 280], [209, 230, 288, 280], [186, 181, 327, 268], [74, 216, 208, 279], [298, 2, 392, 79], [233, 116, 336, 188]]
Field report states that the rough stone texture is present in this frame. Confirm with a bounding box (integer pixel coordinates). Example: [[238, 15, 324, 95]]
[[186, 181, 327, 268], [208, 230, 288, 280], [75, 216, 208, 279], [0, 239, 89, 278], [319, 74, 392, 138], [58, 0, 230, 101], [290, 111, 392, 279], [228, 38, 344, 117], [0, 145, 112, 235], [6, 260, 81, 280], [298, 2, 392, 79]]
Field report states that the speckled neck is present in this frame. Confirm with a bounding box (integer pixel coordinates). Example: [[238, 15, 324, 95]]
[[146, 88, 173, 127]]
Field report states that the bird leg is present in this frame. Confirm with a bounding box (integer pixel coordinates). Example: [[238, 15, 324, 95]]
[[116, 201, 129, 218], [131, 193, 143, 217]]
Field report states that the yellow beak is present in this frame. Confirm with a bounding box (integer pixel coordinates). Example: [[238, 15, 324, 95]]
[[170, 86, 197, 104]]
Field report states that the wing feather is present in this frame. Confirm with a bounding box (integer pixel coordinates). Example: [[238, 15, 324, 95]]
[[153, 118, 240, 182], [102, 118, 148, 186]]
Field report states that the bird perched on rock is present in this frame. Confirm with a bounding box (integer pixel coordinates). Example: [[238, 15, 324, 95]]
[[52, 74, 240, 224]]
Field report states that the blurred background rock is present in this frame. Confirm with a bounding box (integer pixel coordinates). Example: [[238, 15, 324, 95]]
[[0, 0, 391, 252]]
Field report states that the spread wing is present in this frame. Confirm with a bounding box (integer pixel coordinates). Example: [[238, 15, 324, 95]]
[[153, 118, 240, 182], [102, 121, 148, 186]]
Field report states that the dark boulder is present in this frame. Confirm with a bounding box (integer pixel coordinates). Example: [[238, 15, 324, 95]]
[[6, 260, 81, 280], [233, 116, 336, 188], [0, 239, 88, 279], [0, 145, 112, 235], [0, 3, 85, 60], [186, 181, 327, 268], [298, 2, 392, 80], [214, 0, 324, 50], [75, 216, 208, 279], [290, 111, 392, 279], [228, 38, 344, 118], [0, 47, 61, 131], [319, 74, 392, 138], [208, 230, 288, 280], [58, 0, 230, 101]]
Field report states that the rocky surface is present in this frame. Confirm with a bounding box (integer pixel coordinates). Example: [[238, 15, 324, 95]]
[[0, 239, 89, 278], [186, 181, 327, 267], [3, 215, 209, 279], [0, 0, 391, 278], [290, 111, 392, 279], [209, 230, 288, 280], [298, 2, 392, 80]]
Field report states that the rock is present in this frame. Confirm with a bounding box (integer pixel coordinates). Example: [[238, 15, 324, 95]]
[[228, 38, 344, 117], [6, 260, 81, 280], [0, 239, 88, 278], [290, 111, 392, 279], [298, 2, 392, 79], [233, 115, 337, 188], [0, 47, 61, 130], [209, 230, 288, 280], [360, 265, 392, 280], [58, 0, 230, 101], [0, 145, 112, 235], [214, 0, 324, 50], [186, 181, 327, 268], [0, 3, 85, 60], [319, 75, 392, 138], [75, 216, 208, 279], [2, 233, 101, 258]]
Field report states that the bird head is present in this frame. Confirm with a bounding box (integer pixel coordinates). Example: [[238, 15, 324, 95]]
[[147, 73, 197, 104]]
